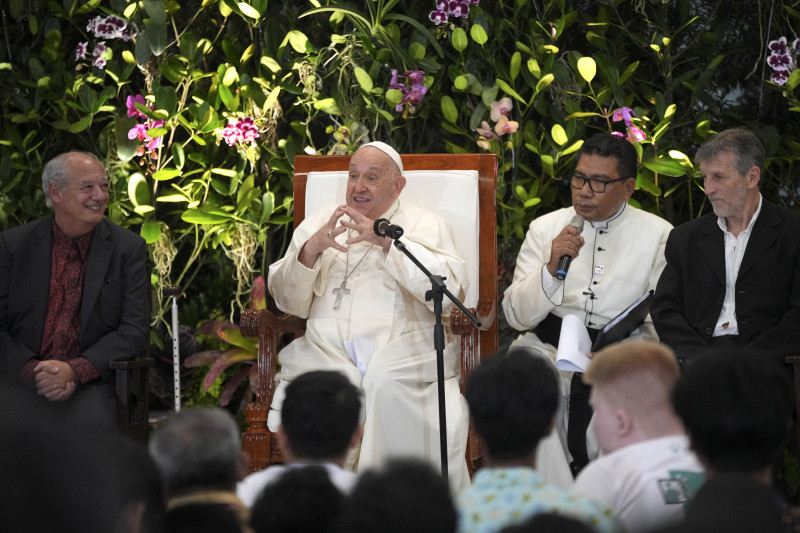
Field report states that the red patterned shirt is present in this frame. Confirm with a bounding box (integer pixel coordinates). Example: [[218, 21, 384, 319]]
[[19, 221, 101, 387]]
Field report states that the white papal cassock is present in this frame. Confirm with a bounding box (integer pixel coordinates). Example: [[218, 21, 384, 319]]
[[267, 199, 471, 489]]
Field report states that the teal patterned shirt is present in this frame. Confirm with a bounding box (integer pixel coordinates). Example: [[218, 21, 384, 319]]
[[456, 467, 622, 533]]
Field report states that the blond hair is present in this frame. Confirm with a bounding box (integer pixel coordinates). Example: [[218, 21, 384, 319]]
[[585, 341, 680, 427]]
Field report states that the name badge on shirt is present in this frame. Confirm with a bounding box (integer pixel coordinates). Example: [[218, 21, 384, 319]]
[[594, 264, 605, 275]]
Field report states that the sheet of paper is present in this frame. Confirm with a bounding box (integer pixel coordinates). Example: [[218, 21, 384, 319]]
[[555, 314, 593, 373], [344, 335, 374, 378]]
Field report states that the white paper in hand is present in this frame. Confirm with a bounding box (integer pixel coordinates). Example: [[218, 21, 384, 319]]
[[555, 314, 593, 373], [344, 335, 374, 378]]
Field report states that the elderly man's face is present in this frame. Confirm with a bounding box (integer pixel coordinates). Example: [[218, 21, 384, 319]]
[[346, 146, 405, 221], [701, 151, 758, 220], [50, 153, 109, 237], [570, 153, 635, 222]]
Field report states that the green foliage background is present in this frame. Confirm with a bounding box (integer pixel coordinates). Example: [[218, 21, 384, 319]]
[[2, 0, 799, 348]]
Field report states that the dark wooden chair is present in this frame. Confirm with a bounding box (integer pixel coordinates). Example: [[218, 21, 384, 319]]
[[240, 153, 498, 474], [111, 357, 154, 444]]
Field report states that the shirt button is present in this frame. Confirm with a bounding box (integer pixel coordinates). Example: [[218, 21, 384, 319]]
[[704, 328, 713, 335]]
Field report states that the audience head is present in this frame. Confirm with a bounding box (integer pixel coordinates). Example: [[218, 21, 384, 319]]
[[347, 141, 406, 220], [0, 393, 165, 533], [499, 513, 595, 533], [465, 349, 559, 462], [679, 472, 784, 532], [584, 341, 682, 453], [42, 151, 109, 236], [250, 466, 344, 533], [149, 407, 245, 496], [671, 352, 792, 476], [280, 370, 362, 463], [340, 458, 456, 533], [571, 133, 637, 222]]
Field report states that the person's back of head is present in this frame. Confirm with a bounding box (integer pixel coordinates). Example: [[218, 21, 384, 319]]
[[0, 396, 164, 533], [500, 513, 595, 533], [583, 340, 682, 452], [671, 351, 792, 475], [679, 472, 784, 532], [149, 407, 244, 496], [250, 465, 344, 533], [281, 370, 361, 462], [465, 349, 559, 461], [340, 458, 456, 533]]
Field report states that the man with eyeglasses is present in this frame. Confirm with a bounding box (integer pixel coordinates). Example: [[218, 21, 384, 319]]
[[0, 152, 148, 432], [502, 133, 673, 486]]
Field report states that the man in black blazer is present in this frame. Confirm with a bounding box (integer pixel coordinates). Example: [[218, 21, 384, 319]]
[[652, 128, 800, 365], [0, 152, 148, 430]]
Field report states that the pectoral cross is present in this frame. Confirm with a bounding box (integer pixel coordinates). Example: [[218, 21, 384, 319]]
[[332, 279, 350, 310]]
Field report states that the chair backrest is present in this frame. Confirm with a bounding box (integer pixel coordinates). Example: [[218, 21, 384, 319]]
[[293, 153, 498, 358]]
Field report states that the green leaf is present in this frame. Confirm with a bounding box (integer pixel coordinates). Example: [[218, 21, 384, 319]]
[[353, 67, 373, 92], [510, 51, 521, 82], [283, 30, 310, 54], [143, 0, 167, 25], [535, 73, 555, 93], [527, 58, 541, 78], [470, 24, 488, 45], [182, 207, 232, 224], [260, 56, 281, 73], [116, 116, 139, 162], [127, 172, 151, 206], [68, 115, 92, 133], [211, 167, 238, 177], [141, 221, 161, 244], [642, 157, 688, 177], [386, 88, 403, 106], [787, 69, 800, 91], [577, 56, 596, 83], [222, 65, 238, 87], [452, 27, 468, 52], [561, 140, 584, 156], [551, 124, 568, 146], [152, 168, 182, 181], [441, 95, 458, 124], [454, 75, 468, 91], [135, 29, 152, 64], [409, 42, 425, 62], [156, 194, 189, 202], [171, 143, 185, 170], [145, 19, 168, 56], [496, 79, 524, 104], [261, 191, 275, 224], [238, 2, 261, 19], [134, 205, 155, 216]]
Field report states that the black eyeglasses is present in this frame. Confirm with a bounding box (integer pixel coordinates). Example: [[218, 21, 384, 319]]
[[569, 174, 630, 193]]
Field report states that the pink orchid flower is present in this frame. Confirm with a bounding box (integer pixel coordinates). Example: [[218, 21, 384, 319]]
[[490, 97, 513, 122]]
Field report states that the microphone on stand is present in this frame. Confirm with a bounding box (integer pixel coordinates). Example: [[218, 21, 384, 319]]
[[555, 215, 585, 280], [374, 218, 404, 239]]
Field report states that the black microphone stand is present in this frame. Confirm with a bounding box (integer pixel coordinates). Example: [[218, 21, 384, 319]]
[[389, 236, 482, 487]]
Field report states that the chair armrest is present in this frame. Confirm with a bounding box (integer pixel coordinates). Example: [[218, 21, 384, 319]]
[[109, 358, 155, 370], [239, 308, 306, 472]]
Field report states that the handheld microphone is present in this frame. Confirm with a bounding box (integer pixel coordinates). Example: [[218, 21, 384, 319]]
[[555, 214, 585, 280], [374, 218, 404, 239]]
